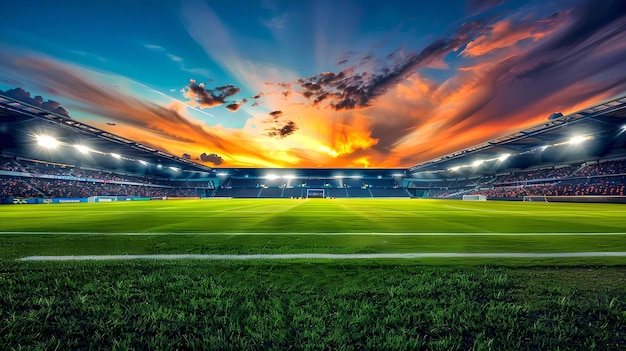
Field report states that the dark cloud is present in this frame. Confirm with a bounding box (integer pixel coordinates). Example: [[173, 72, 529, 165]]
[[543, 0, 626, 51], [199, 152, 224, 165], [1, 87, 70, 116], [264, 120, 298, 139], [269, 110, 283, 117], [183, 79, 241, 109], [278, 17, 492, 111], [182, 153, 191, 160], [252, 93, 263, 99], [225, 98, 247, 112]]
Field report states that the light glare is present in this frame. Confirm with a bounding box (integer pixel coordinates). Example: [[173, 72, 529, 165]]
[[498, 153, 511, 161], [110, 153, 121, 159], [36, 135, 58, 149], [568, 135, 587, 145], [74, 145, 90, 154]]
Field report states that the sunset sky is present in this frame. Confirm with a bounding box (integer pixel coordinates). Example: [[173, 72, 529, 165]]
[[1, 0, 626, 168]]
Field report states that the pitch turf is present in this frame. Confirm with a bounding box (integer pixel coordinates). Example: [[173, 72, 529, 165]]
[[2, 199, 626, 349], [1, 198, 625, 263]]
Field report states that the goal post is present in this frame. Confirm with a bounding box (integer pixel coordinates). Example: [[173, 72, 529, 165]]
[[306, 189, 325, 198], [462, 194, 487, 201], [523, 195, 548, 203]]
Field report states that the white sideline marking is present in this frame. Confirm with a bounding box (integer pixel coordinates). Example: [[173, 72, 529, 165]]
[[18, 252, 626, 261], [1, 231, 626, 236]]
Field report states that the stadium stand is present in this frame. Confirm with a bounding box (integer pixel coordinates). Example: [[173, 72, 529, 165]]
[[0, 155, 210, 200], [419, 158, 626, 200]]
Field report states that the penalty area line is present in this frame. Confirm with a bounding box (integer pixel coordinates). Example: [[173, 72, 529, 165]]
[[17, 252, 626, 261]]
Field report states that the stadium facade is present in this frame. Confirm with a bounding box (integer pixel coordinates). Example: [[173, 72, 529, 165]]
[[2, 93, 626, 203]]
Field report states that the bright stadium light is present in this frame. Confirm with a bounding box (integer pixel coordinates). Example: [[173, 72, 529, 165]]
[[568, 135, 588, 145], [541, 145, 550, 151], [498, 153, 511, 162], [216, 172, 228, 176], [265, 174, 279, 180], [169, 166, 179, 171], [448, 166, 461, 172], [283, 175, 295, 179], [472, 160, 484, 168], [35, 135, 58, 149], [74, 144, 90, 154], [138, 160, 148, 166], [110, 153, 122, 159]]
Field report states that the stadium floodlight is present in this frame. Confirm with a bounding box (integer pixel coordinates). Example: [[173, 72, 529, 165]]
[[35, 135, 59, 149], [169, 166, 179, 171], [472, 160, 484, 168], [216, 172, 228, 176], [541, 145, 550, 151], [568, 135, 588, 145], [110, 153, 122, 159], [138, 160, 148, 166], [74, 145, 90, 154], [265, 174, 279, 180], [448, 166, 461, 171], [498, 153, 511, 162], [283, 175, 295, 179]]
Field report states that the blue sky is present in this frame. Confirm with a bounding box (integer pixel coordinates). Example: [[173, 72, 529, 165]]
[[1, 0, 626, 167]]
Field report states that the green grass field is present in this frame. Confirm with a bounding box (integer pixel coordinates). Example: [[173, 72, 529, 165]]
[[1, 199, 626, 263], [1, 199, 626, 349]]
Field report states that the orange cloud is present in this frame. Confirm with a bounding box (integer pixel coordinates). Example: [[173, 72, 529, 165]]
[[462, 14, 565, 57]]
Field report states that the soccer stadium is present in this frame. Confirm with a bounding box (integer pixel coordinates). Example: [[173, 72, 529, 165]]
[[2, 0, 626, 349]]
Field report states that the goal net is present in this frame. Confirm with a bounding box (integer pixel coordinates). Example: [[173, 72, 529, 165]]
[[523, 195, 548, 203], [462, 194, 487, 201], [88, 196, 118, 203], [306, 189, 325, 198]]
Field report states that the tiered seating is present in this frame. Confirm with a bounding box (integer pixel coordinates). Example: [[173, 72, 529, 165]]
[[347, 188, 371, 198], [213, 188, 261, 198], [258, 187, 284, 198], [369, 188, 410, 197], [327, 188, 348, 198]]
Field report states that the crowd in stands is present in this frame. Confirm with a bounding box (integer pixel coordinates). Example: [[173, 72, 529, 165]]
[[425, 158, 626, 199], [577, 160, 626, 177], [493, 165, 581, 184], [0, 156, 211, 199]]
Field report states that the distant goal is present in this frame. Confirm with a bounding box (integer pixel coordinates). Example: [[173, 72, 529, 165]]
[[306, 189, 325, 198], [462, 194, 487, 201]]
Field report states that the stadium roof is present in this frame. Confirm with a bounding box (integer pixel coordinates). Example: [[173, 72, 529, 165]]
[[0, 93, 214, 178], [408, 94, 626, 176]]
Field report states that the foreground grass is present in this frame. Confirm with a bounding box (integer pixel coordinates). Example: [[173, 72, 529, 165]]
[[1, 261, 625, 350]]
